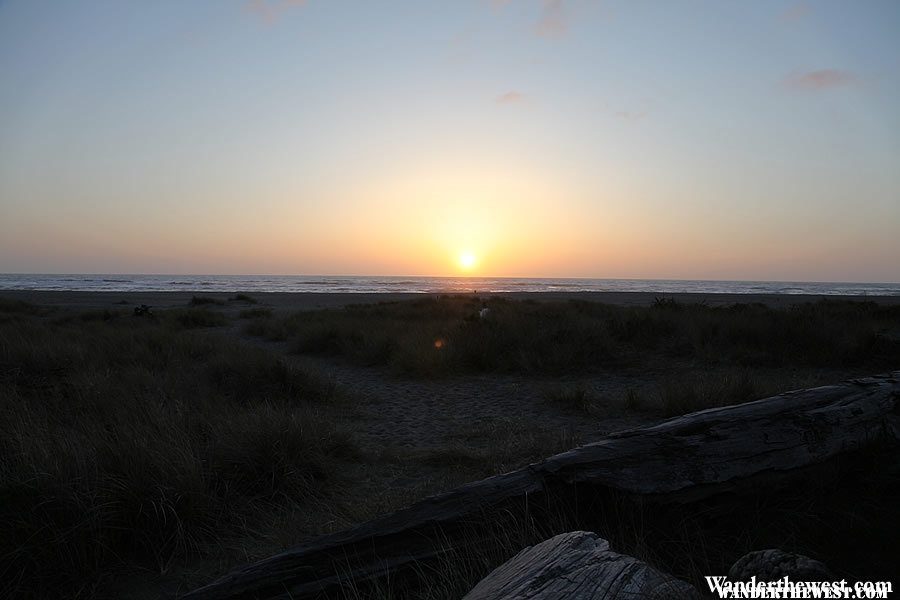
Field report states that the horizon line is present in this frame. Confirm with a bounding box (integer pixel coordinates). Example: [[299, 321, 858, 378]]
[[2, 273, 899, 286]]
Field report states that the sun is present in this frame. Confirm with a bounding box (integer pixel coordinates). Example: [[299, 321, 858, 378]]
[[458, 251, 477, 271]]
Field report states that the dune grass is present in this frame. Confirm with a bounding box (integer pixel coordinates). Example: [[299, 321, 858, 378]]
[[542, 368, 832, 417], [189, 295, 223, 306], [0, 301, 356, 599], [246, 295, 900, 377], [229, 294, 258, 305], [4, 294, 898, 597], [239, 307, 273, 319], [0, 296, 46, 316]]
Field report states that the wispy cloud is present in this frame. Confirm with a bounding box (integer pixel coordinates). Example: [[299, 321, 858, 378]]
[[535, 0, 567, 38], [780, 2, 812, 23], [784, 69, 860, 91], [496, 91, 527, 105], [245, 0, 307, 24]]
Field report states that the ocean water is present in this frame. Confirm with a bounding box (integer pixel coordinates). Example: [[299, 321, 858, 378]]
[[0, 274, 898, 296]]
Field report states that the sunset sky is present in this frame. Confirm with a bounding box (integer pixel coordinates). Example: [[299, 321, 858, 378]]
[[1, 1, 898, 281]]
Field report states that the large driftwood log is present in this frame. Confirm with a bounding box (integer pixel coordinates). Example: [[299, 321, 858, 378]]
[[184, 372, 900, 600], [462, 531, 698, 600]]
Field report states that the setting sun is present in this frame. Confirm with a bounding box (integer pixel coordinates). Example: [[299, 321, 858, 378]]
[[458, 252, 477, 271]]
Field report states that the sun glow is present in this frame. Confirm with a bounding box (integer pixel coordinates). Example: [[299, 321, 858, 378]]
[[458, 251, 477, 271]]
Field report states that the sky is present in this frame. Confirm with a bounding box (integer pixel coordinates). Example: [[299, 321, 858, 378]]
[[1, 0, 898, 281]]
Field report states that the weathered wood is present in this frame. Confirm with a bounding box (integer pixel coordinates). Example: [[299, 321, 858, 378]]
[[728, 549, 833, 582], [184, 372, 900, 600], [462, 531, 698, 600]]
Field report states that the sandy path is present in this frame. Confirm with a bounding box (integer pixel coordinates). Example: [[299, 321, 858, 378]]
[[305, 355, 656, 450], [235, 328, 659, 455]]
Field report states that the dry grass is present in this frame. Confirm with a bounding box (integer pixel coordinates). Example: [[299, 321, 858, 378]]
[[239, 307, 273, 319], [427, 417, 580, 479], [189, 295, 223, 306], [4, 294, 898, 598], [0, 301, 357, 599], [229, 294, 258, 305], [246, 296, 900, 377]]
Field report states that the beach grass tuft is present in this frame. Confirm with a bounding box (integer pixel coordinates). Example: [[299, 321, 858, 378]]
[[229, 293, 258, 304], [189, 295, 224, 306]]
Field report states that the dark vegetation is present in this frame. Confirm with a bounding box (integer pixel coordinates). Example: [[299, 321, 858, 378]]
[[246, 295, 900, 377], [3, 294, 898, 598], [0, 300, 356, 599], [239, 307, 273, 320], [0, 296, 46, 317], [229, 294, 258, 304], [170, 307, 228, 328], [541, 369, 816, 417], [244, 295, 900, 420], [344, 445, 900, 600], [189, 295, 224, 306]]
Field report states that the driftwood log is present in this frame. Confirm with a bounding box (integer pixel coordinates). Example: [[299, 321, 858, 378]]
[[184, 372, 900, 600], [462, 531, 698, 600], [727, 549, 833, 582]]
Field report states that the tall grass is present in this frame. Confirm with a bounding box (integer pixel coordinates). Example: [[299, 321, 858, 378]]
[[239, 307, 273, 319], [5, 296, 898, 597], [246, 296, 900, 377], [0, 303, 356, 599], [189, 295, 223, 306]]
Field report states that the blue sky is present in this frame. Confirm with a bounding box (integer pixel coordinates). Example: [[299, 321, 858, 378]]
[[1, 1, 898, 280]]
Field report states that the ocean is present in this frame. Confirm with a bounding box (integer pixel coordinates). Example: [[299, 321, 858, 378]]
[[0, 274, 898, 296]]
